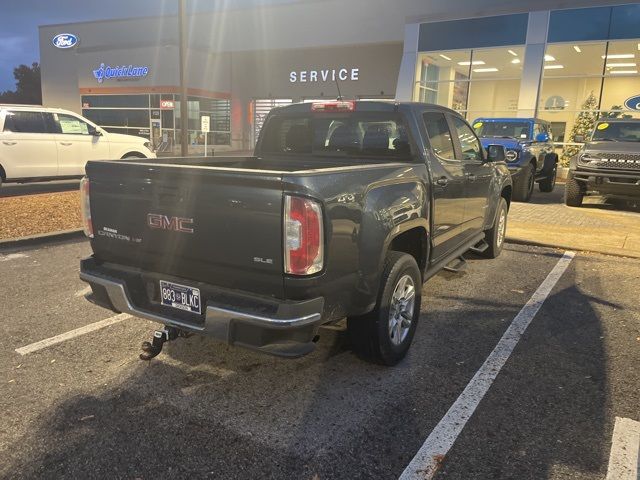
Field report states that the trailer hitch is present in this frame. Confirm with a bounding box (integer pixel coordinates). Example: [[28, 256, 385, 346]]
[[140, 326, 183, 360]]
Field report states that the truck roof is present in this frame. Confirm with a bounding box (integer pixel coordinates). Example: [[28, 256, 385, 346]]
[[272, 100, 463, 117], [595, 118, 640, 123], [473, 117, 549, 124]]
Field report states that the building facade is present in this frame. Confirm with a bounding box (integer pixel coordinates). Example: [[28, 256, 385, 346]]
[[39, 0, 640, 153]]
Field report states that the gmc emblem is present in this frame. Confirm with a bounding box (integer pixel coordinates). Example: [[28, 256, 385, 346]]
[[147, 213, 194, 233]]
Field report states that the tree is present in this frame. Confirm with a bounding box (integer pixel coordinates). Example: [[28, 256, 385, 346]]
[[0, 62, 41, 105], [561, 91, 598, 167]]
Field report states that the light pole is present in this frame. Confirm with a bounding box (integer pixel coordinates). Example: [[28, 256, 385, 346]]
[[178, 0, 189, 156]]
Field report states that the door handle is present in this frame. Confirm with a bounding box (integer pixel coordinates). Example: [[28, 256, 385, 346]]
[[60, 142, 73, 146], [435, 177, 448, 187], [466, 173, 477, 182], [2, 141, 17, 146]]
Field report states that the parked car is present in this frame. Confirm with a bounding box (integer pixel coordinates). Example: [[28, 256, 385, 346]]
[[0, 104, 155, 188], [79, 101, 512, 365], [473, 117, 558, 202], [566, 119, 640, 207]]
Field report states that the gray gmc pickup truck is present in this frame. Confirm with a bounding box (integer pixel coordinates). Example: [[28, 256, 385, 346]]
[[80, 101, 512, 365]]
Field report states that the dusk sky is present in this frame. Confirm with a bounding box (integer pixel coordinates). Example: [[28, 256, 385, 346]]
[[1, 0, 289, 92]]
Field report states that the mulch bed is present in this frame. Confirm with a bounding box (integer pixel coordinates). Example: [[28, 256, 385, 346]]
[[0, 191, 82, 240]]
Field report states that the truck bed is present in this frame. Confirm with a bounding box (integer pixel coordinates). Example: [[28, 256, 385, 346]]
[[120, 155, 400, 173]]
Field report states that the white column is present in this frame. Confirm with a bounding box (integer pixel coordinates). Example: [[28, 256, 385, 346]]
[[395, 23, 420, 101], [517, 11, 550, 117]]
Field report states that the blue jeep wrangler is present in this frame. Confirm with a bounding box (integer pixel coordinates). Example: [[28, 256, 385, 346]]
[[473, 118, 558, 202]]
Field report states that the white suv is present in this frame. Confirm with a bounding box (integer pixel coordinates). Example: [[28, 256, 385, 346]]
[[0, 105, 156, 187]]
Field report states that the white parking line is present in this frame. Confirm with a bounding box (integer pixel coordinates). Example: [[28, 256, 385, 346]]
[[15, 313, 131, 355], [400, 251, 576, 480], [74, 286, 92, 297], [0, 253, 28, 262], [606, 417, 640, 480]]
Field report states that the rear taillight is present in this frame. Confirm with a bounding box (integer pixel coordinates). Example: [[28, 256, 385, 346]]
[[284, 195, 324, 275], [80, 176, 94, 238]]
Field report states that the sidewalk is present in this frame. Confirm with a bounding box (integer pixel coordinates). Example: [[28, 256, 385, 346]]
[[506, 188, 640, 258]]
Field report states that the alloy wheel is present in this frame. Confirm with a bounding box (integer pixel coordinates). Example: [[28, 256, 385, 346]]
[[388, 274, 416, 346]]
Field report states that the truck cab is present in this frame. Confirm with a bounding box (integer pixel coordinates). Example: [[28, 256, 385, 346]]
[[473, 117, 558, 202]]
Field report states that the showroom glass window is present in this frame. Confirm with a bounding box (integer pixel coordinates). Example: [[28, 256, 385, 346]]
[[414, 46, 525, 120], [538, 40, 640, 148]]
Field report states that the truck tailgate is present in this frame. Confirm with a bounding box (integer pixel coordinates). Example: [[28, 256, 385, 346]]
[[86, 161, 285, 298]]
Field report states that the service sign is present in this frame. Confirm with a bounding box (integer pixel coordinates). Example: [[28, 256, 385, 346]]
[[624, 95, 640, 111], [53, 33, 79, 49], [290, 67, 359, 83]]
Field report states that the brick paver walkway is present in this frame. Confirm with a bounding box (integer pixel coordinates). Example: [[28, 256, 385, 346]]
[[507, 187, 640, 257]]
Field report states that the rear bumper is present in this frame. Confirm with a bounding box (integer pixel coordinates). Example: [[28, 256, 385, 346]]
[[80, 257, 325, 358]]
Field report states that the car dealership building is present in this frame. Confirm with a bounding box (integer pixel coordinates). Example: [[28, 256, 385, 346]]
[[38, 0, 640, 152]]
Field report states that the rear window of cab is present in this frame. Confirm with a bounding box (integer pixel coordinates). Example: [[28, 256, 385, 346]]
[[260, 112, 412, 159]]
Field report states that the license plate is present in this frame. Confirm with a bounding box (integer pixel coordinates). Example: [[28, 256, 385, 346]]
[[159, 280, 201, 314]]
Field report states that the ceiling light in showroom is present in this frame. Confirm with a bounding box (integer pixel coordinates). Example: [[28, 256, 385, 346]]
[[601, 54, 634, 59]]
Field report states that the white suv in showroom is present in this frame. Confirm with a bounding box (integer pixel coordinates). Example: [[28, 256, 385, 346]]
[[0, 105, 156, 187]]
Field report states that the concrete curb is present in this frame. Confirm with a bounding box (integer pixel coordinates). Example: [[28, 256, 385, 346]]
[[0, 228, 85, 251], [505, 236, 640, 259]]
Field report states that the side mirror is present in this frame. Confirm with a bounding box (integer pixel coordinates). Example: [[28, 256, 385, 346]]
[[574, 134, 585, 143], [88, 125, 102, 136], [535, 132, 550, 142], [486, 144, 506, 162]]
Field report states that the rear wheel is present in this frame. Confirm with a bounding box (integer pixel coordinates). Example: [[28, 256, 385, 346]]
[[481, 197, 508, 259], [539, 163, 557, 193], [513, 163, 535, 202], [347, 252, 421, 366], [564, 175, 584, 207]]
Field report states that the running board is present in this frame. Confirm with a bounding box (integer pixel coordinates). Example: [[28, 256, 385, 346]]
[[469, 239, 489, 255], [423, 232, 485, 283], [443, 255, 467, 273]]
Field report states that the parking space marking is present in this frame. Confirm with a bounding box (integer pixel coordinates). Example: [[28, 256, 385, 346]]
[[0, 253, 28, 262], [15, 313, 131, 356], [400, 251, 576, 480], [74, 286, 92, 297], [606, 417, 640, 480]]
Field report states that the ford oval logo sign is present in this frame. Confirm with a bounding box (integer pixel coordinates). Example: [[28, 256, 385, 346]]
[[52, 33, 79, 49], [624, 95, 640, 111]]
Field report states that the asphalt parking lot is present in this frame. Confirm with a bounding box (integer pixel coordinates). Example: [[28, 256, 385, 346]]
[[1, 240, 639, 479]]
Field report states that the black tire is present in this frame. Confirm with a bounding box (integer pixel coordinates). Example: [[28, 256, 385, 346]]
[[347, 252, 421, 366], [513, 163, 535, 202], [564, 175, 584, 207], [538, 163, 557, 193], [122, 153, 146, 159], [481, 197, 508, 259]]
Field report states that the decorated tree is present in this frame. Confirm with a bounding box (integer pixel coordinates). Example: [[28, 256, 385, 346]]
[[561, 91, 598, 166]]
